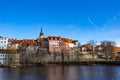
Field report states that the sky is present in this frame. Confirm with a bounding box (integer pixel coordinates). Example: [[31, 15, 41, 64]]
[[0, 0, 120, 46]]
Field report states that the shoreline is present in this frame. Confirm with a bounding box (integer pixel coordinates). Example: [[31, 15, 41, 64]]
[[1, 61, 120, 68], [47, 61, 120, 66]]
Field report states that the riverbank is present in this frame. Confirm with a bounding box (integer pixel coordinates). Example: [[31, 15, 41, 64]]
[[29, 60, 120, 67], [1, 61, 120, 68], [47, 61, 120, 66]]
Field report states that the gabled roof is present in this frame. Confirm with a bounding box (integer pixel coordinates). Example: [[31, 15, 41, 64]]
[[95, 45, 103, 48], [37, 38, 48, 41], [62, 38, 67, 42], [48, 36, 61, 38], [80, 44, 93, 50], [65, 38, 73, 43], [11, 40, 21, 44], [48, 36, 61, 40], [115, 47, 120, 51], [21, 40, 37, 47]]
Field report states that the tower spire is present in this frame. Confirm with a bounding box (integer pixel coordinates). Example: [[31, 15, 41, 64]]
[[39, 27, 44, 38], [41, 27, 43, 33]]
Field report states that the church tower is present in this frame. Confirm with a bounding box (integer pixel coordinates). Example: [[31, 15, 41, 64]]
[[39, 28, 44, 38]]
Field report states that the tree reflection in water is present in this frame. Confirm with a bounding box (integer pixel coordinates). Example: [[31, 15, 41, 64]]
[[0, 66, 120, 80]]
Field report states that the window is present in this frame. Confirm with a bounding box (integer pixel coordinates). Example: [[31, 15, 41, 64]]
[[5, 55, 7, 57], [4, 41, 6, 43]]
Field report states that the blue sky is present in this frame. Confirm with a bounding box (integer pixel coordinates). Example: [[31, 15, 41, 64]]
[[0, 0, 120, 45]]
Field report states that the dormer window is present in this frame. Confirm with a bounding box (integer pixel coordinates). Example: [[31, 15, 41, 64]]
[[55, 38, 57, 40]]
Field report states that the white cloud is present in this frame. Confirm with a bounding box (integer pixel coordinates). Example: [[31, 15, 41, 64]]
[[88, 17, 97, 29], [101, 12, 120, 31]]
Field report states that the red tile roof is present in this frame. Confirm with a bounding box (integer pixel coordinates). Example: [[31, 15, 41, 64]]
[[37, 38, 48, 41], [48, 36, 61, 40], [115, 47, 120, 51], [62, 38, 67, 42], [11, 40, 21, 44], [65, 38, 73, 43], [22, 40, 37, 47]]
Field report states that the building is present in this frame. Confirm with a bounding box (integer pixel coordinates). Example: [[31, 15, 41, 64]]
[[20, 39, 37, 49], [80, 44, 93, 53], [37, 28, 78, 53], [37, 28, 48, 48], [48, 36, 62, 53], [3, 28, 78, 54], [62, 38, 69, 51], [37, 38, 48, 48], [65, 38, 78, 48], [95, 45, 103, 53], [0, 50, 20, 65], [39, 28, 44, 38], [79, 44, 97, 58], [0, 36, 9, 49], [115, 47, 120, 57], [9, 40, 21, 49]]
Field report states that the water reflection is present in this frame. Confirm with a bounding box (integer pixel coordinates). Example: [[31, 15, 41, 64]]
[[0, 66, 120, 80]]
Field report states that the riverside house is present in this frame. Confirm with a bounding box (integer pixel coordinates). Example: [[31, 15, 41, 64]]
[[0, 50, 20, 65]]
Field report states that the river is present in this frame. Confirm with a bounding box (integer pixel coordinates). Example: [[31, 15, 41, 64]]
[[0, 66, 120, 80]]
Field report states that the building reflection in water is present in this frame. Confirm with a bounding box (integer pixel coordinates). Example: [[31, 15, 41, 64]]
[[0, 66, 120, 80], [47, 66, 89, 80], [47, 66, 120, 80]]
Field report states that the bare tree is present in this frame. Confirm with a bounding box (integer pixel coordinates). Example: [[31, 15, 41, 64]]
[[6, 49, 19, 66], [101, 41, 116, 61], [88, 40, 97, 59]]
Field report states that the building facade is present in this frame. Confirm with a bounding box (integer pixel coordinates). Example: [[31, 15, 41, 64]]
[[0, 50, 20, 65], [0, 36, 9, 49], [48, 36, 62, 53], [9, 40, 21, 49]]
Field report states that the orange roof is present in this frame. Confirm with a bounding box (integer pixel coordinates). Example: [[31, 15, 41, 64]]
[[48, 36, 61, 38], [37, 38, 48, 41], [22, 40, 37, 47], [66, 38, 73, 43], [11, 40, 21, 44], [48, 36, 61, 40], [62, 38, 67, 42], [115, 47, 120, 51], [25, 40, 37, 45]]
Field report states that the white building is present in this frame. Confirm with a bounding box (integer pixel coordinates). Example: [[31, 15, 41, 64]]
[[0, 52, 20, 65], [0, 36, 9, 49], [67, 39, 78, 48]]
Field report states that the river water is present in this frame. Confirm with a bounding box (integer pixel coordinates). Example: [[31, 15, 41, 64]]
[[0, 66, 120, 80]]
